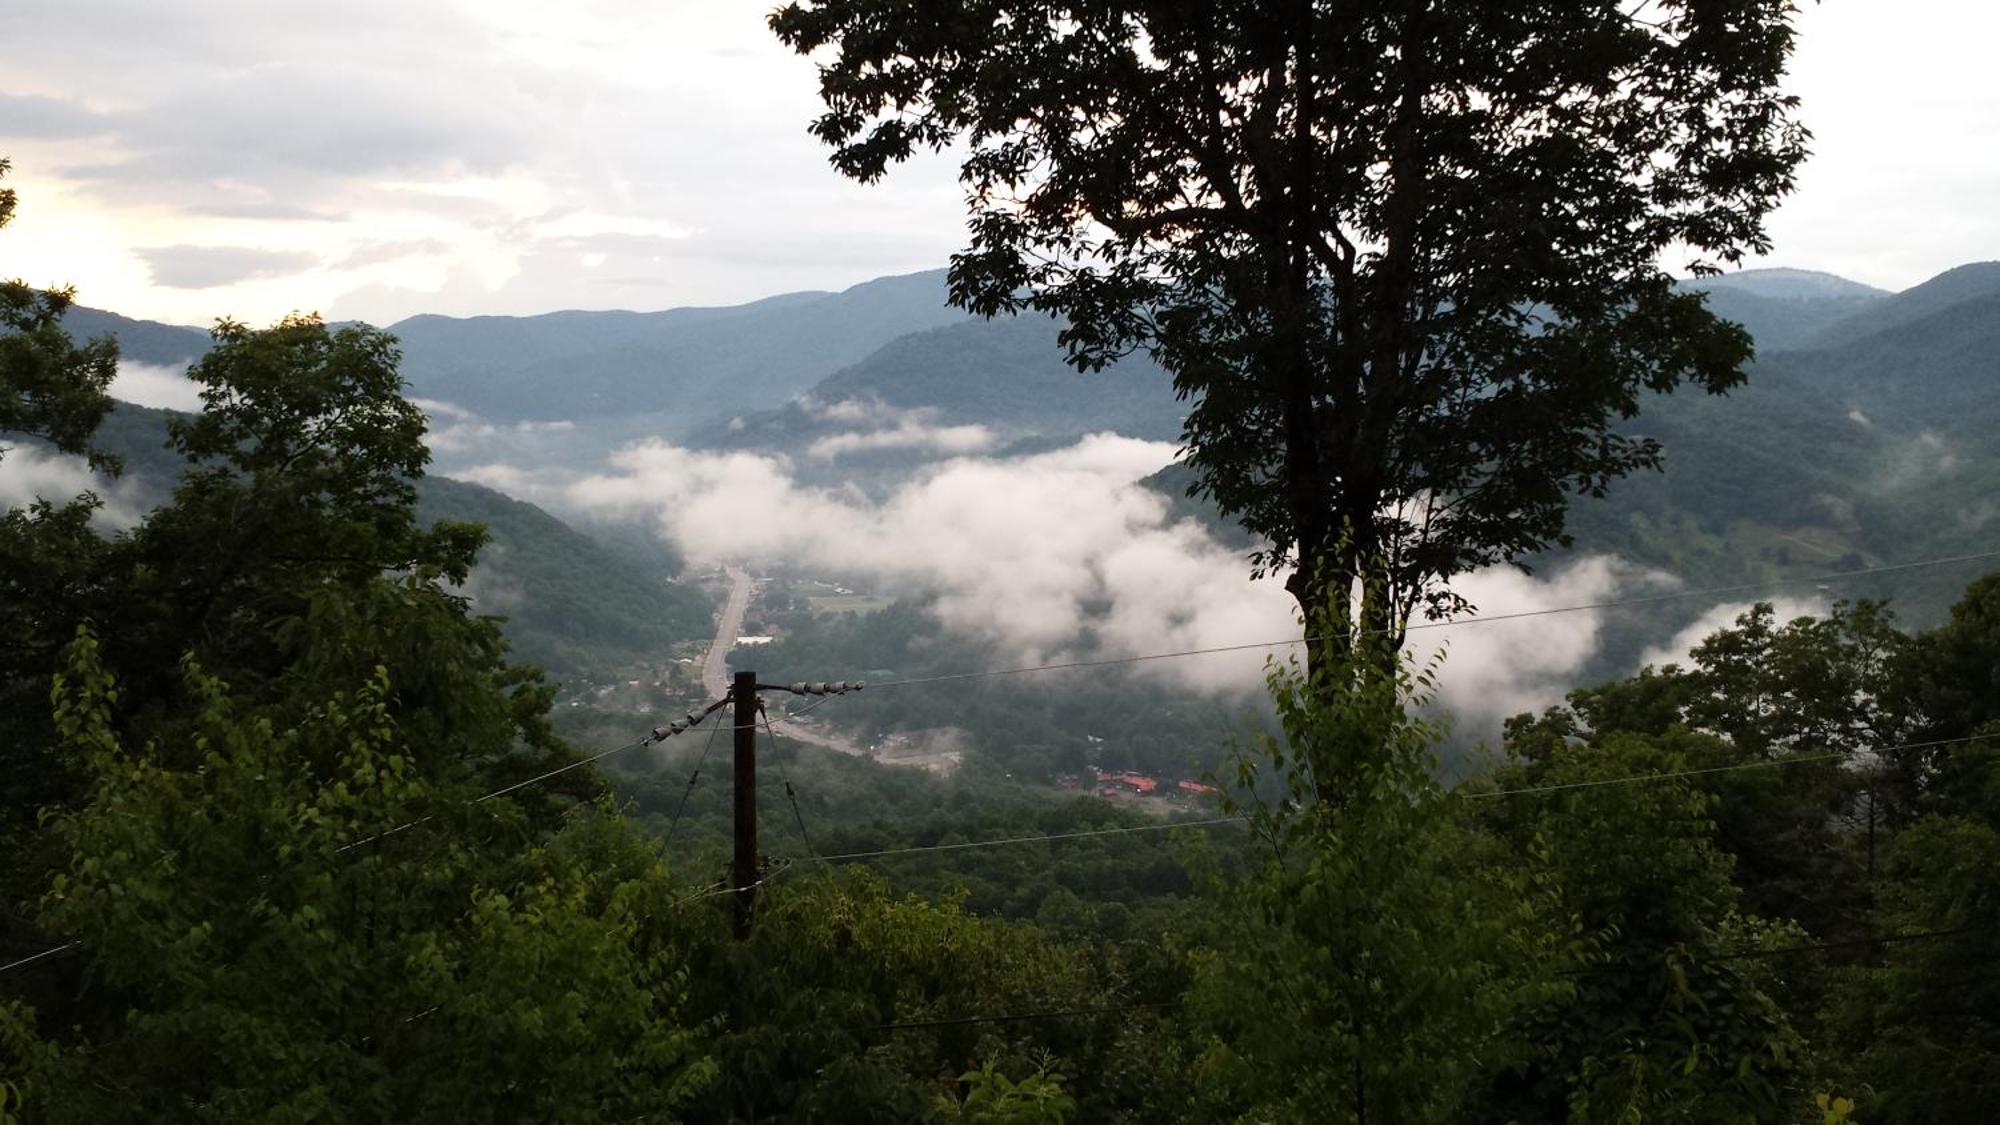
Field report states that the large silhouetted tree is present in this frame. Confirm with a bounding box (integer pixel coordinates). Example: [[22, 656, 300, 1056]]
[[771, 0, 1808, 672]]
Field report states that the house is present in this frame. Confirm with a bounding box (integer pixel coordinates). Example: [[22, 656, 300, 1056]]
[[1091, 768, 1163, 796]]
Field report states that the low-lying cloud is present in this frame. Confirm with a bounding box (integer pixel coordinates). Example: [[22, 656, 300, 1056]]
[[454, 432, 1687, 734], [796, 396, 996, 461], [1638, 595, 1828, 672], [0, 447, 146, 528], [110, 360, 204, 412]]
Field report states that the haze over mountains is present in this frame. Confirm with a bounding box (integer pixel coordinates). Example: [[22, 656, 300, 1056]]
[[20, 258, 2000, 728]]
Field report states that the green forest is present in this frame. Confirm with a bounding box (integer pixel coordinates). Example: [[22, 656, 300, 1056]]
[[6, 2, 2000, 1121]]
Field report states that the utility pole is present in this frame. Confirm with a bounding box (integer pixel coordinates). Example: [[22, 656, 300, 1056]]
[[723, 673, 863, 941], [732, 669, 758, 941]]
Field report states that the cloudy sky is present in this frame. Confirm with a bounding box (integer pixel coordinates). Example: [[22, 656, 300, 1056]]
[[3, 0, 1996, 327]]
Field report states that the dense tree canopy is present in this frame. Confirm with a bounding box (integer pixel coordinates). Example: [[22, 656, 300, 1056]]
[[1, 158, 117, 471], [772, 0, 1808, 670]]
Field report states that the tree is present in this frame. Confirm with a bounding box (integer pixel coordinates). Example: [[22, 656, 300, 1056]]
[[1183, 633, 1565, 1122], [0, 628, 714, 1122], [1475, 730, 1809, 1122], [1513, 600, 1915, 932], [0, 158, 118, 469], [1820, 813, 2000, 1124], [771, 0, 1807, 671], [0, 315, 585, 1050]]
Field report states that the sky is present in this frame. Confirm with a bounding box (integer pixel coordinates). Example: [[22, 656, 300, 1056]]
[[2, 1, 1997, 327]]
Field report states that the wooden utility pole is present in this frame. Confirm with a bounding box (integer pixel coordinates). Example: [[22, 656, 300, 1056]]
[[731, 668, 759, 940]]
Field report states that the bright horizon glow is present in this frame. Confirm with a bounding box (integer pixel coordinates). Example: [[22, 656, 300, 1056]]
[[1, 0, 1994, 326]]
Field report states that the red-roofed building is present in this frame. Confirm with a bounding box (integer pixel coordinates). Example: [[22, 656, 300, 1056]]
[[1178, 780, 1218, 796]]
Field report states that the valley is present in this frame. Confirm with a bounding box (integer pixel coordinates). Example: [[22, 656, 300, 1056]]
[[19, 260, 2000, 788]]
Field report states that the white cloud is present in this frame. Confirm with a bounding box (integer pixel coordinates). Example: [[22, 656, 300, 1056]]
[[0, 446, 146, 528], [805, 416, 994, 461], [411, 397, 475, 421], [460, 434, 1666, 731], [426, 416, 576, 455], [1408, 557, 1649, 730], [109, 359, 203, 411], [1638, 596, 1828, 672]]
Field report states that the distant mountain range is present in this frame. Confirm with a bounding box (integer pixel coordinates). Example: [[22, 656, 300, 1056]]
[[65, 271, 972, 438], [41, 258, 2000, 636]]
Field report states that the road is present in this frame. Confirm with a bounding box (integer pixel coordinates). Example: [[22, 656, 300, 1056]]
[[698, 565, 943, 771], [701, 565, 751, 700]]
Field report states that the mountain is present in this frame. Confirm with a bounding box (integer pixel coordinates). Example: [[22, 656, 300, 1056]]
[[57, 271, 973, 454], [415, 477, 713, 677], [1683, 286, 1884, 354], [1697, 267, 1890, 302], [384, 270, 970, 431], [42, 259, 1998, 636], [701, 313, 1183, 473], [1804, 261, 2000, 349], [1553, 266, 2000, 621], [57, 306, 211, 367], [1678, 269, 1889, 353]]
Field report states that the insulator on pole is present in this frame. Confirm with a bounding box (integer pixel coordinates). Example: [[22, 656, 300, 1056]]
[[783, 679, 865, 696]]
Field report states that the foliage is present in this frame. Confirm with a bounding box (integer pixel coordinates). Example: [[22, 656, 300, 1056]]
[[1, 158, 118, 470], [1474, 732, 1807, 1122], [772, 0, 1808, 664], [1500, 576, 2000, 1120], [1819, 811, 2000, 1123], [938, 1055, 1078, 1124], [661, 868, 1179, 1122], [0, 628, 713, 1122], [1183, 629, 1565, 1122]]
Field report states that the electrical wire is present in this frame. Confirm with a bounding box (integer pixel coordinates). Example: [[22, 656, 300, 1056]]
[[789, 732, 1992, 862], [3, 701, 730, 978], [859, 999, 1181, 1033], [807, 814, 1252, 863], [341, 694, 732, 854], [1463, 734, 1987, 800], [1711, 924, 1981, 963], [665, 707, 728, 845], [862, 548, 2000, 689], [759, 701, 818, 857], [0, 941, 76, 976]]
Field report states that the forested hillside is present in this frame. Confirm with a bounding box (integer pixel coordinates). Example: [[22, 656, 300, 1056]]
[[10, 400, 713, 682], [703, 313, 1185, 470], [386, 269, 967, 430]]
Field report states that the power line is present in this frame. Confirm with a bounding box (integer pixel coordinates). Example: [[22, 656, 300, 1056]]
[[1464, 734, 1987, 800], [787, 732, 1991, 863], [864, 548, 2000, 689], [0, 941, 76, 976], [4, 702, 731, 978], [759, 701, 817, 857], [845, 921, 1981, 1028], [341, 694, 733, 854], [665, 706, 728, 845], [1712, 924, 1981, 963], [807, 814, 1252, 863], [859, 999, 1181, 1033]]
